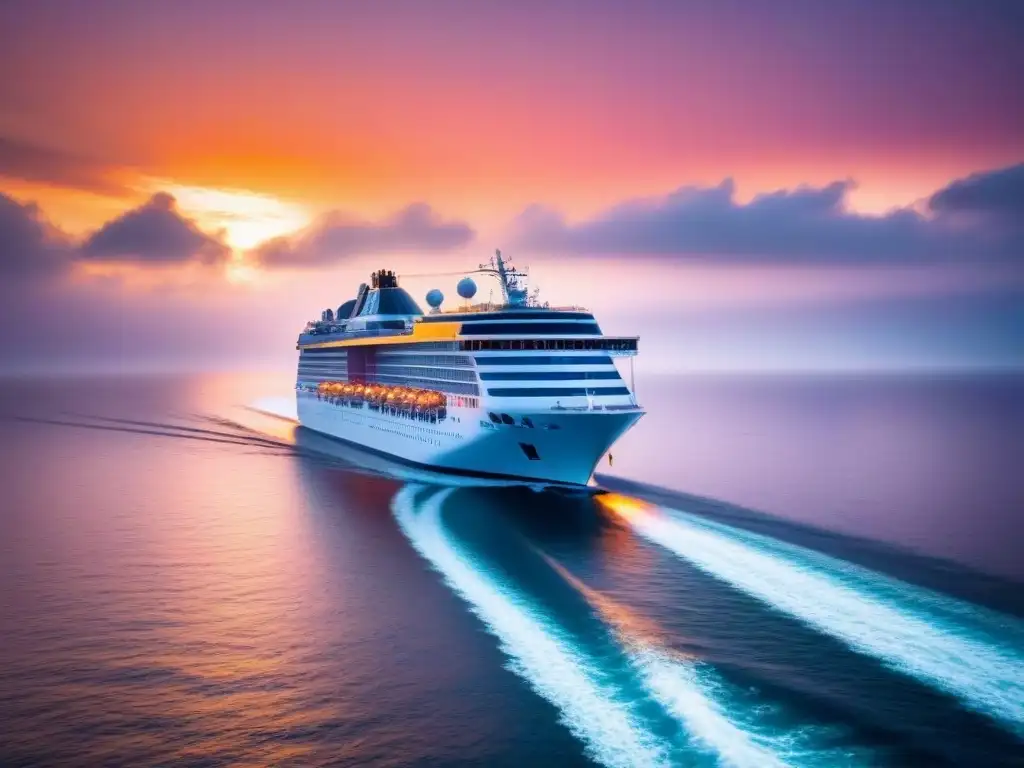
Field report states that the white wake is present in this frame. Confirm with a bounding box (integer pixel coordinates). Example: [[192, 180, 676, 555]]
[[391, 485, 671, 768], [541, 552, 868, 767], [630, 648, 870, 767], [626, 505, 1024, 736]]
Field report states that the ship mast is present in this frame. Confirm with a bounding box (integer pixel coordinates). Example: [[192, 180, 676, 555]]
[[478, 249, 529, 306], [399, 248, 536, 308]]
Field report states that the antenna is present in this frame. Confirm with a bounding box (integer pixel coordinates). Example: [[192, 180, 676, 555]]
[[477, 248, 531, 306], [399, 248, 538, 308]]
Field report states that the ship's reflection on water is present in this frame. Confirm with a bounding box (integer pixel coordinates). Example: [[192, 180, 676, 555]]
[[2, 375, 1024, 767]]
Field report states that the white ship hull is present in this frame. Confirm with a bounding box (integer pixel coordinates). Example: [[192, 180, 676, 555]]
[[296, 392, 641, 486]]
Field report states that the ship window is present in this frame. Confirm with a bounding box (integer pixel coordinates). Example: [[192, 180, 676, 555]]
[[367, 319, 407, 331], [480, 371, 621, 381], [373, 364, 477, 383], [391, 338, 637, 353], [475, 355, 613, 366], [500, 413, 515, 425], [488, 412, 502, 424], [374, 354, 472, 368], [487, 386, 631, 398], [459, 321, 602, 336], [424, 311, 594, 323], [519, 443, 541, 460]]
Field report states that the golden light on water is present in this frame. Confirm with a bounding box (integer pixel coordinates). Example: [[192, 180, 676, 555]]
[[540, 549, 671, 648], [595, 493, 653, 522]]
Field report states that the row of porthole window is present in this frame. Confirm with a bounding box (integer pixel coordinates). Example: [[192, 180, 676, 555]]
[[301, 341, 460, 355], [375, 354, 474, 368], [461, 338, 637, 352], [372, 364, 478, 383], [329, 400, 450, 434], [357, 408, 451, 433], [369, 423, 442, 446], [370, 422, 462, 441], [361, 410, 460, 437]]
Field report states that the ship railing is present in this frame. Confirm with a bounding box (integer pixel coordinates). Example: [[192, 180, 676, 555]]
[[437, 303, 591, 314], [299, 326, 413, 343], [549, 403, 643, 412]]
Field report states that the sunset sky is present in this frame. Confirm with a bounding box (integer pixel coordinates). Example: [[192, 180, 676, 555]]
[[1, 0, 1022, 373]]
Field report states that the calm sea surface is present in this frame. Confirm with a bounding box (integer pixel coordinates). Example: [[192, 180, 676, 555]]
[[1, 372, 1023, 767]]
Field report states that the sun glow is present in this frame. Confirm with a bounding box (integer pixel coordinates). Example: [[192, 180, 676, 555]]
[[225, 256, 260, 285], [150, 181, 311, 250], [595, 493, 653, 523]]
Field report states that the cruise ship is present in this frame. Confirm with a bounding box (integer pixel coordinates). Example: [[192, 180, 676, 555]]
[[294, 251, 642, 486]]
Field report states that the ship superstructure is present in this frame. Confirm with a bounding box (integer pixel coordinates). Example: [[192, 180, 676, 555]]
[[294, 251, 642, 486]]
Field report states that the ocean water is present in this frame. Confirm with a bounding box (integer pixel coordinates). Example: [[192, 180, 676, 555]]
[[1, 371, 1023, 767]]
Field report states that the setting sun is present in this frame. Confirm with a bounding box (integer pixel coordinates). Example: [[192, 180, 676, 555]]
[[150, 181, 311, 250]]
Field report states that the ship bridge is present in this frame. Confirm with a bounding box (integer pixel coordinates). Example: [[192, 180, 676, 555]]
[[297, 269, 424, 346]]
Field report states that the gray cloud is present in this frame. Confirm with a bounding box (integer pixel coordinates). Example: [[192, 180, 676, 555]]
[[252, 203, 475, 268], [509, 164, 1024, 263], [927, 163, 1024, 220], [80, 192, 230, 264], [0, 135, 129, 197], [0, 191, 73, 277]]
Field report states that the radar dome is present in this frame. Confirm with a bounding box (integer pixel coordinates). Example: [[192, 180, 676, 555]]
[[457, 277, 478, 299], [425, 288, 444, 310]]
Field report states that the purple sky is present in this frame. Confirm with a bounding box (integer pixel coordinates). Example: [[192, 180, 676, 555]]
[[0, 0, 1021, 373]]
